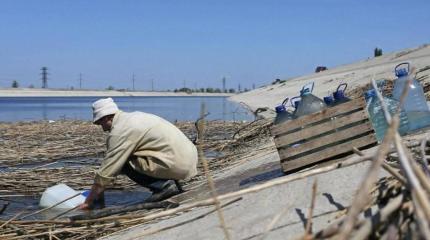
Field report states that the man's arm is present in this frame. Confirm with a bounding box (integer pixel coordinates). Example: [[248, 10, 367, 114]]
[[78, 183, 105, 210], [79, 132, 137, 210]]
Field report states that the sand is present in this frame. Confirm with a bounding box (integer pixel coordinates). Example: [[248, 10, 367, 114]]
[[230, 44, 430, 118], [100, 44, 430, 240]]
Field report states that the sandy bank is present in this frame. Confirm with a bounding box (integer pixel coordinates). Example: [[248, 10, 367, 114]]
[[230, 44, 430, 118], [0, 88, 234, 97]]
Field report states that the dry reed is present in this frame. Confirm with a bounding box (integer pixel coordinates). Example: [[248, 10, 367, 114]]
[[0, 118, 272, 239]]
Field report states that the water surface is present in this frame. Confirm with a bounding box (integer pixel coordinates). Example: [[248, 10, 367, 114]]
[[0, 96, 253, 122]]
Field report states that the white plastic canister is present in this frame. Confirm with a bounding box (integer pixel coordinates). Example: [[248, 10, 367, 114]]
[[39, 184, 86, 209]]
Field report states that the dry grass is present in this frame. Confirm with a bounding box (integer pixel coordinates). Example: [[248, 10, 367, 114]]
[[0, 118, 273, 239]]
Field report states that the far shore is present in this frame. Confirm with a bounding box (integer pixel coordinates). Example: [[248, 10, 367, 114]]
[[0, 88, 234, 97]]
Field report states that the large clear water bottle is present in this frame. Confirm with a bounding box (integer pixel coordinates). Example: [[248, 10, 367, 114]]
[[293, 82, 327, 118], [365, 89, 409, 142], [274, 97, 294, 125], [392, 62, 430, 131]]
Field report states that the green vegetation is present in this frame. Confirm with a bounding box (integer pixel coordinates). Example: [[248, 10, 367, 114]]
[[172, 87, 229, 93], [374, 47, 383, 57], [11, 80, 19, 88], [174, 87, 192, 93]]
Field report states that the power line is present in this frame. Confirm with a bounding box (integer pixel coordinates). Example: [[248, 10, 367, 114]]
[[132, 73, 135, 91], [222, 77, 226, 92], [41, 67, 48, 88], [0, 77, 18, 81]]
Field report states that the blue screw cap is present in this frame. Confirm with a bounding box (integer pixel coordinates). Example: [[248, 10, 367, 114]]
[[395, 68, 408, 77], [364, 89, 376, 99], [275, 105, 286, 113]]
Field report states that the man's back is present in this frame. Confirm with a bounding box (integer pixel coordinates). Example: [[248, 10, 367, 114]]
[[107, 111, 198, 180]]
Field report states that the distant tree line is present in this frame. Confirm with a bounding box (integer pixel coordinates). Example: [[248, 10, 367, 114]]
[[103, 85, 241, 93], [10, 80, 34, 88], [7, 80, 249, 92], [173, 87, 237, 93], [6, 76, 252, 93]]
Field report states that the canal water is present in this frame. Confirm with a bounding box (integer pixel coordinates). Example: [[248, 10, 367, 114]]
[[0, 96, 253, 122]]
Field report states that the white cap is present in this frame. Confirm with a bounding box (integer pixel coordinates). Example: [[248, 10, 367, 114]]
[[92, 98, 119, 123]]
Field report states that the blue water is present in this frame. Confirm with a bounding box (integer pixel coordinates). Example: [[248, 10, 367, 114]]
[[0, 96, 253, 122]]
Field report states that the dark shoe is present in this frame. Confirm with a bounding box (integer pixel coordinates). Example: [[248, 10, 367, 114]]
[[174, 180, 185, 193], [146, 180, 181, 202]]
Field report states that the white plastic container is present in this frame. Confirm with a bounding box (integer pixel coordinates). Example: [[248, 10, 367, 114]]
[[392, 62, 430, 131], [39, 184, 86, 209]]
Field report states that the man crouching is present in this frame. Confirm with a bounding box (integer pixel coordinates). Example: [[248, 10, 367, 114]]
[[79, 98, 198, 210]]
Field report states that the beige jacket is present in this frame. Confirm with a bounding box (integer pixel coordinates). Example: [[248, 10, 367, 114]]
[[94, 111, 198, 186]]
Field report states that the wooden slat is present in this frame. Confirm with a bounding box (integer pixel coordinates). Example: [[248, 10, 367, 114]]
[[274, 109, 369, 148], [281, 134, 377, 172], [278, 122, 374, 159], [271, 97, 366, 136]]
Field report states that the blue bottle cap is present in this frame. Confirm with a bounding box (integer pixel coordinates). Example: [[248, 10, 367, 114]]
[[364, 89, 376, 100], [81, 190, 90, 198], [275, 105, 286, 113], [395, 68, 408, 77], [323, 96, 334, 105], [300, 88, 311, 96]]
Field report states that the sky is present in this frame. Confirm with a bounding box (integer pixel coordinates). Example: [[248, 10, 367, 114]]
[[0, 0, 429, 91]]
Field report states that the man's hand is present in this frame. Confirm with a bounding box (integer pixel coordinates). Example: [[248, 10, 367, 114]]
[[80, 183, 105, 210], [78, 202, 91, 210]]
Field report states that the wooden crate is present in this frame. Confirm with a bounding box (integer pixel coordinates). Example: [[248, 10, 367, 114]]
[[271, 97, 377, 173]]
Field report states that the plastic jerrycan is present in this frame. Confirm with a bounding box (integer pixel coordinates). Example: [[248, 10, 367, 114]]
[[392, 62, 430, 131], [274, 97, 294, 125], [39, 183, 87, 209], [324, 83, 350, 107], [293, 82, 327, 118], [333, 83, 350, 105], [365, 89, 409, 143], [323, 93, 335, 106]]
